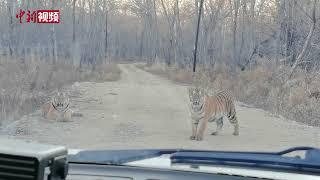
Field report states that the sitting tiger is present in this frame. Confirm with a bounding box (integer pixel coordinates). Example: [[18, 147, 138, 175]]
[[41, 92, 83, 121], [188, 87, 239, 141]]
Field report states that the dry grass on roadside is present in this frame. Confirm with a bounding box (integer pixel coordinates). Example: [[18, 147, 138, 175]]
[[89, 63, 121, 82], [138, 62, 320, 126], [0, 57, 121, 125], [138, 63, 193, 85]]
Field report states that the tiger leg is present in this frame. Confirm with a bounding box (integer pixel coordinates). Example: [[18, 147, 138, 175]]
[[46, 108, 57, 120], [196, 118, 208, 141], [211, 117, 223, 135], [227, 103, 239, 136], [190, 116, 200, 140], [41, 103, 50, 118], [190, 122, 198, 140], [228, 113, 239, 136], [232, 121, 239, 136], [63, 109, 72, 122], [42, 110, 47, 118]]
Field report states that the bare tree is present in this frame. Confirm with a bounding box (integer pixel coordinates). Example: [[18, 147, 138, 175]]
[[193, 0, 205, 73], [51, 0, 57, 64], [104, 0, 108, 61], [288, 0, 317, 79], [0, 0, 319, 74], [72, 0, 76, 43], [232, 0, 240, 70], [6, 0, 14, 57]]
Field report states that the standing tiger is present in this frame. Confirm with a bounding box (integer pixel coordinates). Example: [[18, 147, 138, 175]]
[[188, 87, 239, 141], [41, 92, 83, 121]]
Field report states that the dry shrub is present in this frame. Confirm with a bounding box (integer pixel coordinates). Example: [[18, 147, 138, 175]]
[[147, 63, 167, 76], [235, 67, 274, 107], [141, 61, 320, 126], [139, 63, 192, 84], [0, 57, 121, 125], [169, 68, 193, 84], [91, 63, 121, 82], [235, 64, 319, 126], [288, 86, 306, 107]]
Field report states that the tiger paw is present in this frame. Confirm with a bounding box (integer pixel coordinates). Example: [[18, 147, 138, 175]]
[[211, 132, 218, 136], [190, 135, 196, 140], [195, 136, 203, 141], [233, 132, 239, 136]]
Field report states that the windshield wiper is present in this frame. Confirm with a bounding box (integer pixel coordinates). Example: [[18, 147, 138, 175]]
[[170, 147, 320, 174]]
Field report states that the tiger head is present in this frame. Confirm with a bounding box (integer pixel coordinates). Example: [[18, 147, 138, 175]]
[[52, 92, 70, 112], [188, 87, 205, 110]]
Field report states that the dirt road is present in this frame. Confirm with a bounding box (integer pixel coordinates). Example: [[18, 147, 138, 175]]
[[1, 63, 319, 151]]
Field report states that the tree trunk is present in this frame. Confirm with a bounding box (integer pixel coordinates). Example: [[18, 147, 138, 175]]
[[72, 0, 76, 43], [287, 0, 316, 79], [160, 0, 174, 65], [232, 0, 240, 69], [7, 1, 13, 57], [152, 0, 159, 62], [174, 0, 183, 64], [193, 0, 205, 73], [104, 0, 108, 62], [51, 0, 57, 64]]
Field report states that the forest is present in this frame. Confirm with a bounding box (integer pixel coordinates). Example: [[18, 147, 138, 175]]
[[0, 0, 319, 126]]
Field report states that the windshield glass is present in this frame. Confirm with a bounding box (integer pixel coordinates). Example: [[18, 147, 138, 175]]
[[0, 0, 319, 153]]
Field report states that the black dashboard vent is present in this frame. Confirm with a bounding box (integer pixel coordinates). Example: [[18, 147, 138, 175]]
[[0, 153, 39, 180]]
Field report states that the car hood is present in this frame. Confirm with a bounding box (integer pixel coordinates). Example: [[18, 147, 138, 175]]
[[67, 148, 320, 180]]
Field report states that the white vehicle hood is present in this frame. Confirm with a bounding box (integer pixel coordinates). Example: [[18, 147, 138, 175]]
[[125, 154, 320, 180], [68, 149, 320, 180]]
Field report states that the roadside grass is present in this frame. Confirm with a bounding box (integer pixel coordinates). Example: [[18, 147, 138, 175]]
[[138, 62, 320, 127], [0, 56, 121, 125]]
